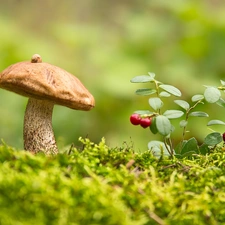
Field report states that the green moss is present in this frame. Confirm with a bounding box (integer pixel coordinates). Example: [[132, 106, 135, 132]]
[[0, 139, 225, 224]]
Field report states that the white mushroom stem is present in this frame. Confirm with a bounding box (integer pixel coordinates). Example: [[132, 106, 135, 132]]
[[23, 98, 58, 155]]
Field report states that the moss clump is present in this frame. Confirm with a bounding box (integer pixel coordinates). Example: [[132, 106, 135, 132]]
[[0, 138, 225, 225]]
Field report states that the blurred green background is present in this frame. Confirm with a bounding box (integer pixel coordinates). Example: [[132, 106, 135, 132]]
[[0, 0, 225, 152]]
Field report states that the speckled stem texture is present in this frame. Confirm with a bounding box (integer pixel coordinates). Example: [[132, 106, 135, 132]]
[[23, 98, 58, 155]]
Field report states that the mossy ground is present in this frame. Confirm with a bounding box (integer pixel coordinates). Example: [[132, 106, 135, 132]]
[[0, 138, 225, 225]]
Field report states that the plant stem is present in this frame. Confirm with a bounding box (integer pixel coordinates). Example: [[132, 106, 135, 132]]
[[164, 137, 174, 157], [182, 100, 203, 139], [154, 79, 161, 114], [178, 100, 203, 153]]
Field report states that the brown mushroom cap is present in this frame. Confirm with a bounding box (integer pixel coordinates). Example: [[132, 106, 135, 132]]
[[0, 59, 95, 110]]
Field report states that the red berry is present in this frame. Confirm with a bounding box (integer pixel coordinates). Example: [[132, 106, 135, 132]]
[[140, 117, 152, 128], [130, 114, 141, 125], [223, 132, 225, 142]]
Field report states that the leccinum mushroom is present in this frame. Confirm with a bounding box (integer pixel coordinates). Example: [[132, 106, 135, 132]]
[[0, 54, 95, 155]]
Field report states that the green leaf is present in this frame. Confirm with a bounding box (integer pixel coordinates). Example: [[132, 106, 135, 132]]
[[159, 84, 181, 97], [149, 97, 163, 111], [149, 117, 158, 134], [220, 80, 225, 86], [191, 94, 204, 102], [204, 132, 222, 146], [130, 75, 154, 83], [189, 111, 209, 117], [216, 98, 225, 108], [199, 143, 210, 155], [148, 72, 156, 79], [204, 87, 221, 103], [135, 88, 156, 96], [207, 120, 225, 126], [181, 137, 199, 155], [163, 110, 184, 119], [134, 110, 152, 115], [174, 100, 190, 110], [159, 91, 171, 97], [156, 115, 171, 136], [179, 120, 188, 127], [148, 140, 172, 157]]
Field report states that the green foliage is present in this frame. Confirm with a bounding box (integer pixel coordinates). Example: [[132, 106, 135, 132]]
[[1, 140, 225, 224], [204, 132, 223, 146], [130, 73, 225, 158], [204, 87, 221, 103]]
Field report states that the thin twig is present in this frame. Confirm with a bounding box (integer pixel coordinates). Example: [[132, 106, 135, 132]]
[[68, 143, 74, 155], [164, 138, 173, 157]]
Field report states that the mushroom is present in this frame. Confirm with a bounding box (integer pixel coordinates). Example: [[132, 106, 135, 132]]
[[0, 54, 95, 155]]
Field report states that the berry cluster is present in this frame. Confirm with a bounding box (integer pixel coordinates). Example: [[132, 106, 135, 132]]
[[130, 113, 152, 128]]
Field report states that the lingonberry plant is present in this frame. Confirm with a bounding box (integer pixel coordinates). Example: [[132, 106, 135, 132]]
[[130, 72, 225, 158]]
